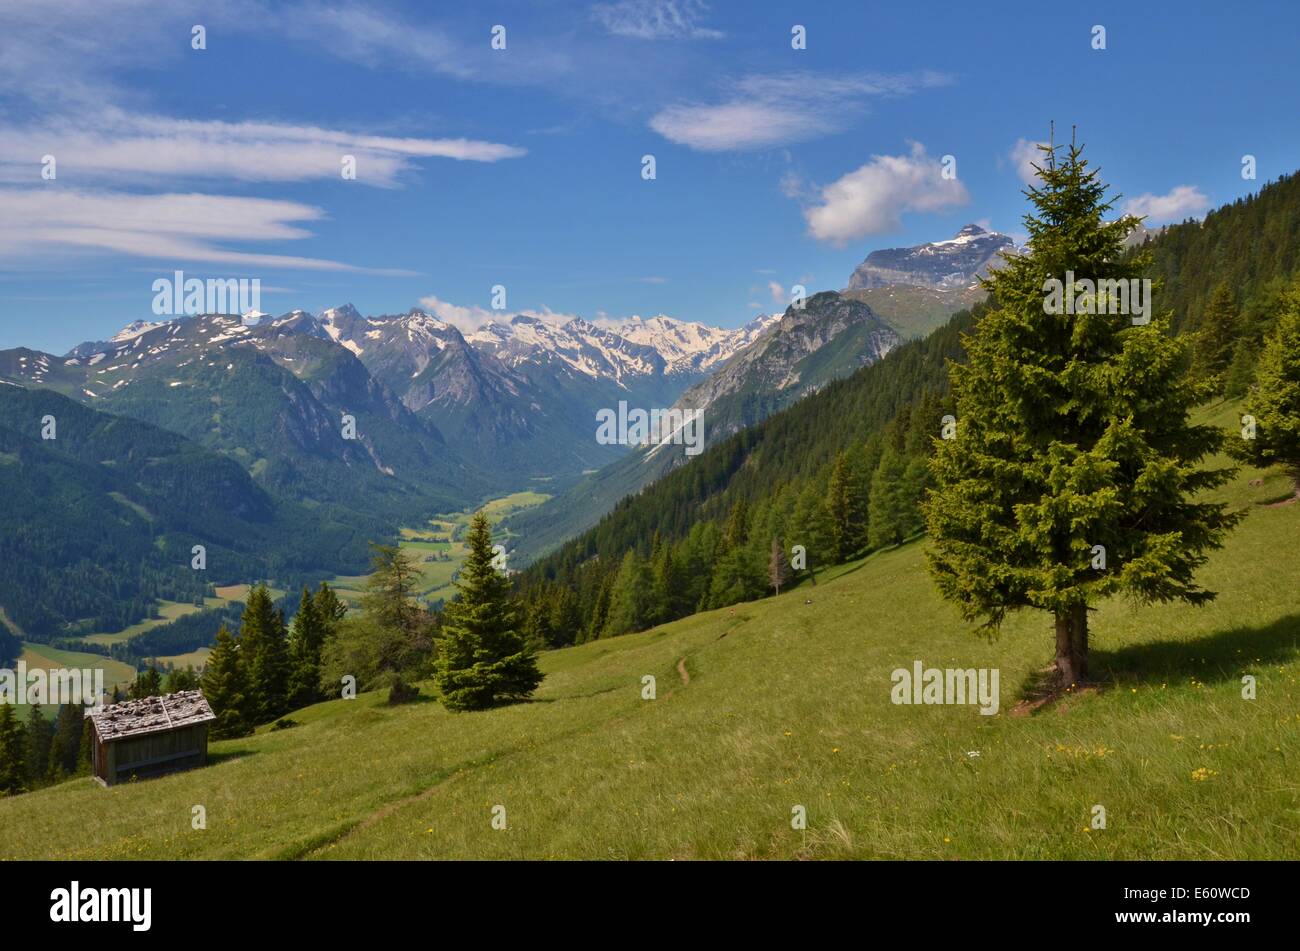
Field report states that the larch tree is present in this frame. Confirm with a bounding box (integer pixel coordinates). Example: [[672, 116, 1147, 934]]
[[924, 136, 1239, 689], [768, 536, 793, 594]]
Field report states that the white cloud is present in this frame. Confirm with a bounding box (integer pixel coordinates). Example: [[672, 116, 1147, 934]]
[[801, 143, 970, 245], [418, 295, 498, 331], [1009, 138, 1049, 185], [591, 0, 722, 39], [0, 111, 524, 188], [1122, 185, 1210, 224], [417, 295, 583, 332], [768, 281, 785, 304], [0, 188, 412, 274], [650, 71, 950, 152]]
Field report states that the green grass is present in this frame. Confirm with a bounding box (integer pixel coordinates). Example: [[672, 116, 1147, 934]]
[[2, 450, 1296, 859]]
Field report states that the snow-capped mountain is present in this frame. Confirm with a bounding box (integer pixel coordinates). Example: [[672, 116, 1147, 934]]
[[503, 292, 901, 564], [606, 313, 777, 376], [0, 312, 492, 521], [466, 315, 666, 383], [24, 303, 771, 483], [846, 223, 1019, 291]]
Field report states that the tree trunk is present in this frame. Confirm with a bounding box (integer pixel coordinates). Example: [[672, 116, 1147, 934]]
[[1054, 602, 1089, 688]]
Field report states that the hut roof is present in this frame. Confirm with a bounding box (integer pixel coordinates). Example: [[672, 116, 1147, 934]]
[[88, 690, 216, 741]]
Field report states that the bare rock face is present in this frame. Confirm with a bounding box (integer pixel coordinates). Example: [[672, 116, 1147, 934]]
[[846, 224, 1018, 291], [672, 291, 900, 439]]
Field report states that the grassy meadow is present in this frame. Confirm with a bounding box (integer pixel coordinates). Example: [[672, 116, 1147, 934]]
[[0, 432, 1294, 860]]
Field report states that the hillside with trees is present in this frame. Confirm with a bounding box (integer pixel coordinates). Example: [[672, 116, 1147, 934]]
[[512, 156, 1300, 652]]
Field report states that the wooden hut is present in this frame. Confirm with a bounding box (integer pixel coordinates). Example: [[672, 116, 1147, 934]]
[[87, 690, 216, 787]]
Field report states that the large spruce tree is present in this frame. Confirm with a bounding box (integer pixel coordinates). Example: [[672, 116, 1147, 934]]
[[924, 137, 1239, 688], [435, 512, 543, 711]]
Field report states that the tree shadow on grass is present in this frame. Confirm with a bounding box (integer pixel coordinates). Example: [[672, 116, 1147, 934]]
[[1091, 612, 1300, 685], [1013, 613, 1300, 711], [207, 747, 259, 766]]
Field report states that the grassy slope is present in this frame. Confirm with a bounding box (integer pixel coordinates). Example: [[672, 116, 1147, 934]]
[[2, 430, 1296, 860]]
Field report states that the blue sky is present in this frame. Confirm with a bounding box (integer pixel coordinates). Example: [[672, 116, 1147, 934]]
[[1, 0, 1297, 353]]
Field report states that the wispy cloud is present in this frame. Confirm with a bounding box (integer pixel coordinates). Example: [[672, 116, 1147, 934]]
[[649, 71, 950, 152], [1123, 186, 1210, 224], [0, 189, 413, 274], [591, 0, 722, 39], [3, 111, 522, 189], [800, 142, 969, 245], [0, 1, 571, 108], [0, 111, 525, 188]]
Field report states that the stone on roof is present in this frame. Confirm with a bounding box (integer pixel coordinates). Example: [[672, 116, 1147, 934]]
[[88, 689, 216, 741]]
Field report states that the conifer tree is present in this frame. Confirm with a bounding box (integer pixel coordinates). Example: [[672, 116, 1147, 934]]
[[1194, 282, 1240, 385], [435, 512, 542, 711], [548, 585, 581, 647], [48, 702, 85, 777], [867, 447, 911, 549], [724, 497, 750, 548], [924, 136, 1239, 688], [826, 451, 868, 560], [585, 573, 613, 643], [1224, 341, 1258, 399], [163, 666, 199, 693], [24, 703, 51, 787], [77, 713, 93, 775], [202, 624, 251, 739], [361, 543, 423, 635], [1238, 288, 1300, 496], [521, 593, 554, 652], [240, 585, 290, 722], [604, 550, 657, 636], [651, 542, 687, 622], [287, 586, 326, 709], [707, 544, 766, 608], [768, 536, 793, 594], [0, 704, 26, 794], [128, 666, 163, 699], [313, 581, 348, 628], [791, 482, 833, 578]]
